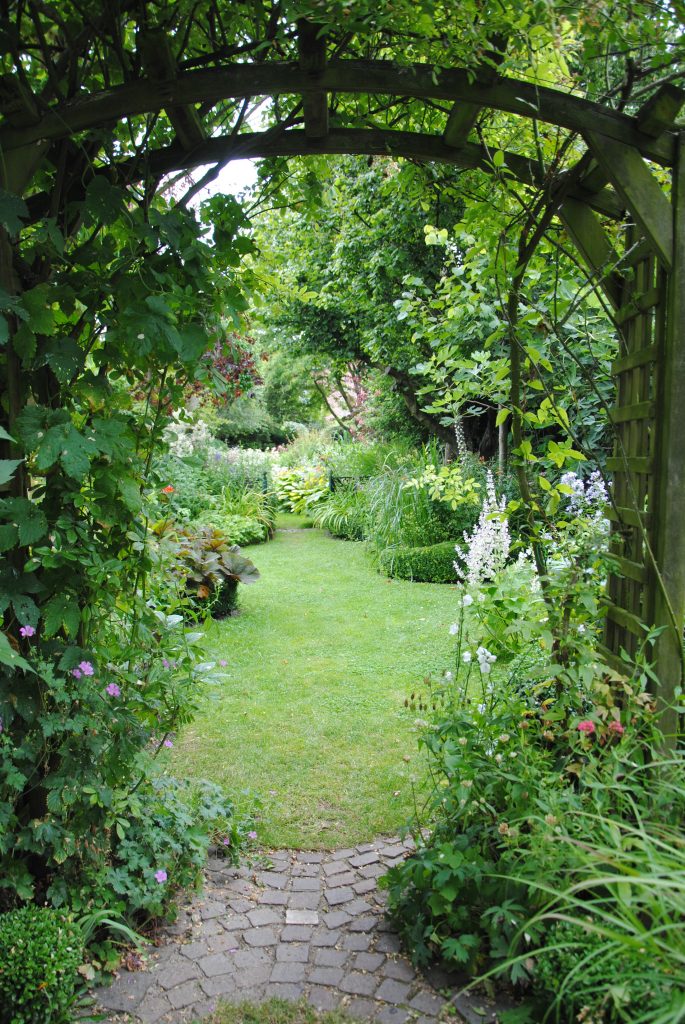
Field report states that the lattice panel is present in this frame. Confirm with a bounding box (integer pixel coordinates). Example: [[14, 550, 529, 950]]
[[604, 226, 666, 661]]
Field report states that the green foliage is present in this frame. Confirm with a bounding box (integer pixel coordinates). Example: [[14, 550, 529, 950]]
[[378, 541, 458, 584], [154, 522, 260, 615], [272, 465, 329, 514], [0, 906, 83, 1024], [214, 396, 291, 449], [312, 484, 368, 540], [195, 511, 268, 547]]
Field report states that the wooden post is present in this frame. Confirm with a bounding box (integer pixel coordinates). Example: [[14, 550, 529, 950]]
[[652, 130, 685, 741]]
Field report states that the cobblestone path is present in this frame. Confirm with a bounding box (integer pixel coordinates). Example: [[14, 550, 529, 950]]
[[97, 838, 510, 1024]]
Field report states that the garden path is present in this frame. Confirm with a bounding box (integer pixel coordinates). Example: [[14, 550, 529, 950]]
[[96, 835, 512, 1024], [97, 529, 514, 1023]]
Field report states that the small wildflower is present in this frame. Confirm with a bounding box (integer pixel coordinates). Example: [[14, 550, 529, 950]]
[[162, 485, 174, 494], [449, 622, 459, 635], [154, 869, 168, 884], [72, 668, 82, 679], [462, 594, 474, 607], [458, 737, 467, 746], [462, 651, 472, 664], [444, 670, 453, 681], [498, 822, 510, 836], [162, 658, 170, 669], [544, 814, 557, 826], [247, 830, 258, 840], [78, 661, 94, 676], [219, 659, 228, 667], [105, 682, 121, 698], [163, 739, 174, 748], [577, 720, 595, 734], [222, 837, 230, 846], [608, 720, 625, 735], [543, 730, 554, 741], [480, 662, 492, 675], [19, 624, 36, 638], [498, 734, 510, 743]]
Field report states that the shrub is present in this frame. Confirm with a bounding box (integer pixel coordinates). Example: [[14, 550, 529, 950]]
[[0, 906, 83, 1024], [378, 541, 458, 583], [165, 524, 260, 615], [272, 465, 329, 513], [312, 484, 368, 540], [194, 511, 267, 546]]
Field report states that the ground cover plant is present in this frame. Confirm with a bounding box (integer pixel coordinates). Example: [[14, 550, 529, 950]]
[[169, 527, 465, 848]]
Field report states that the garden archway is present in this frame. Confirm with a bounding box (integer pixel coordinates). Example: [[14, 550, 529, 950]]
[[1, 12, 683, 725]]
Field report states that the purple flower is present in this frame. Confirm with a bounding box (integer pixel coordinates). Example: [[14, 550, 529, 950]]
[[219, 659, 228, 667], [162, 658, 170, 669], [72, 668, 82, 679], [0, 716, 3, 734], [222, 837, 231, 846], [19, 624, 36, 638], [247, 830, 258, 841], [163, 739, 173, 748], [154, 869, 168, 884], [78, 660, 94, 676], [105, 682, 121, 698]]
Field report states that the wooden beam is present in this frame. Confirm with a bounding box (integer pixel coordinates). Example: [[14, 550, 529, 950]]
[[585, 131, 674, 269], [443, 36, 507, 148], [557, 197, 623, 309], [636, 84, 685, 139], [297, 20, 328, 140], [108, 127, 624, 218], [0, 60, 677, 166], [652, 130, 685, 739], [138, 29, 206, 151]]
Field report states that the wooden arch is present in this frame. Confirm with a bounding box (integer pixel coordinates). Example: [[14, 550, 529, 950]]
[[2, 21, 684, 720]]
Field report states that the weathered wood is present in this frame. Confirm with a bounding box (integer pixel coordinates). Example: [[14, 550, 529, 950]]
[[612, 343, 658, 374], [606, 602, 646, 637], [606, 455, 653, 473], [652, 131, 685, 738], [443, 35, 506, 147], [585, 131, 674, 269], [298, 20, 328, 140], [610, 555, 648, 584], [100, 127, 623, 219], [609, 400, 655, 423], [0, 60, 676, 165], [614, 286, 661, 325], [605, 506, 652, 529], [138, 30, 206, 151], [557, 198, 623, 309], [636, 84, 685, 138]]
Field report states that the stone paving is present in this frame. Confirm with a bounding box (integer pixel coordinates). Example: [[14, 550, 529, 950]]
[[96, 837, 511, 1024]]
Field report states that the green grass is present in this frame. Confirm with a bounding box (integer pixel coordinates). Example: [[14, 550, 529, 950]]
[[199, 999, 352, 1024], [170, 528, 460, 849]]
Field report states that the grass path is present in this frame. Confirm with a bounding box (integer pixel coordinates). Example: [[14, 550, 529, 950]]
[[170, 526, 460, 849]]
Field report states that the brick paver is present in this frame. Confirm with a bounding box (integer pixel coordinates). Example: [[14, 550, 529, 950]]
[[96, 837, 510, 1023]]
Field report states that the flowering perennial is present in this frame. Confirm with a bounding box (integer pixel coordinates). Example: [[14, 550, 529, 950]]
[[454, 471, 510, 586]]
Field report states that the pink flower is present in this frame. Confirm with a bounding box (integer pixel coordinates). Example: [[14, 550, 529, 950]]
[[19, 624, 36, 638], [577, 720, 596, 735], [222, 837, 231, 846], [72, 668, 82, 679], [78, 661, 94, 676], [162, 658, 170, 669], [219, 659, 228, 667], [608, 720, 625, 735], [105, 682, 121, 698], [154, 869, 168, 883], [247, 830, 258, 841], [163, 739, 173, 748]]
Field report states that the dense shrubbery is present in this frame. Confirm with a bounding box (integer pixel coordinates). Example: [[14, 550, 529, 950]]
[[0, 906, 84, 1024], [378, 541, 459, 583], [381, 471, 685, 1022]]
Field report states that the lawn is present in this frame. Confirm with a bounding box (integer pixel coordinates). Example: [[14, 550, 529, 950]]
[[170, 526, 461, 849]]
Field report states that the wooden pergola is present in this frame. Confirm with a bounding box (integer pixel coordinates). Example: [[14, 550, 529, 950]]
[[2, 21, 684, 722]]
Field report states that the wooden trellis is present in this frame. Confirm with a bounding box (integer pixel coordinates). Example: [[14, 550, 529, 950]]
[[1, 19, 684, 722]]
